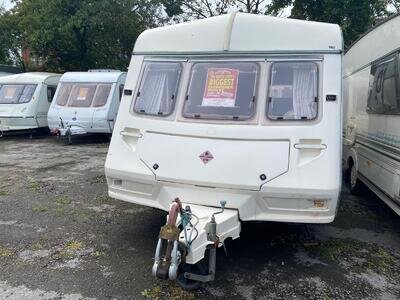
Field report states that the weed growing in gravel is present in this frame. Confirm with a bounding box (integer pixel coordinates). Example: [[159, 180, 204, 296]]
[[141, 284, 195, 300], [55, 195, 72, 205], [29, 180, 41, 192], [65, 241, 83, 251], [0, 247, 13, 258], [32, 206, 48, 212], [308, 238, 398, 275], [0, 190, 7, 196], [92, 250, 105, 258]]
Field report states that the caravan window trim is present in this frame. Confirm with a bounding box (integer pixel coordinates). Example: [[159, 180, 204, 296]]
[[266, 61, 319, 121]]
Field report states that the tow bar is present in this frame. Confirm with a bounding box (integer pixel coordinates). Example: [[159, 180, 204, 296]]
[[152, 198, 240, 289]]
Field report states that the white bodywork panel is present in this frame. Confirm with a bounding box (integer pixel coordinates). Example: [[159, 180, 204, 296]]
[[0, 72, 61, 132], [343, 14, 400, 214], [139, 132, 289, 191], [47, 71, 127, 136]]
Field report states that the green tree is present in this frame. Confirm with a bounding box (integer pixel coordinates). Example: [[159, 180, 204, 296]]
[[4, 0, 162, 72], [267, 0, 389, 48], [162, 0, 272, 20], [0, 8, 25, 68]]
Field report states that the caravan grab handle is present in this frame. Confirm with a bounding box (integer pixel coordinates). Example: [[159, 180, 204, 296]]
[[294, 144, 327, 150], [120, 130, 142, 138]]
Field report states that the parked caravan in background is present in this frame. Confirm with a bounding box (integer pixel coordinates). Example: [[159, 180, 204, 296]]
[[0, 65, 22, 77], [343, 13, 400, 216], [105, 13, 343, 287], [0, 72, 61, 136], [47, 70, 126, 144]]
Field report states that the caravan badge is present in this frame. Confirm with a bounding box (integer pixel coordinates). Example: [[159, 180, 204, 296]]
[[199, 150, 214, 164]]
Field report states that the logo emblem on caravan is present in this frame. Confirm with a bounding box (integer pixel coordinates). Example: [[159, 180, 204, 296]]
[[199, 151, 214, 164]]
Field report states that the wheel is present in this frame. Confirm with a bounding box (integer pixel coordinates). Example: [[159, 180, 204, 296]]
[[349, 163, 362, 195], [176, 261, 207, 290]]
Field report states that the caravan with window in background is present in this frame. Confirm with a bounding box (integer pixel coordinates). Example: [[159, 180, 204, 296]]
[[0, 72, 61, 137], [343, 13, 400, 216], [47, 70, 126, 144]]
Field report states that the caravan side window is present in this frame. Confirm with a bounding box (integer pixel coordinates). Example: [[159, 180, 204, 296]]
[[367, 56, 399, 114], [0, 84, 37, 104], [55, 84, 72, 106], [134, 62, 182, 116], [183, 62, 258, 120], [267, 62, 318, 120], [47, 86, 57, 103], [92, 84, 112, 107]]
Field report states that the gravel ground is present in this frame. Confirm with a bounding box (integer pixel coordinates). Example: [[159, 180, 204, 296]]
[[0, 134, 399, 300]]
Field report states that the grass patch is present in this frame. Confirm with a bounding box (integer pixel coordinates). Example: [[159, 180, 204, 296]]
[[65, 241, 83, 251], [54, 207, 66, 216], [0, 190, 7, 196], [308, 238, 398, 274], [32, 206, 48, 212], [28, 180, 41, 192], [92, 250, 105, 258], [0, 247, 13, 258], [141, 284, 195, 300], [54, 195, 72, 205], [97, 195, 111, 204]]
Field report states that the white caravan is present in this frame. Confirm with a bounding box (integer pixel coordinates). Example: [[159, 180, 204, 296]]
[[105, 13, 343, 288], [343, 14, 400, 215], [0, 65, 21, 77], [0, 72, 61, 136], [47, 70, 126, 143]]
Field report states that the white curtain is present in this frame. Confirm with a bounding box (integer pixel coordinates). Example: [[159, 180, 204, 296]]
[[136, 72, 169, 114], [293, 67, 317, 119]]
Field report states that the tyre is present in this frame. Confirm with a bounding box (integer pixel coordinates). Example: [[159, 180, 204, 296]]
[[349, 163, 362, 195]]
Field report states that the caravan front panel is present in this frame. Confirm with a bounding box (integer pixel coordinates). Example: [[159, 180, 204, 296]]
[[47, 71, 126, 137], [106, 13, 343, 224]]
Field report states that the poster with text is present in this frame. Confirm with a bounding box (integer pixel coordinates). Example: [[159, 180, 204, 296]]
[[202, 68, 239, 107]]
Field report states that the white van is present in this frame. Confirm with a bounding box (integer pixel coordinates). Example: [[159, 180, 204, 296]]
[[343, 14, 400, 216], [0, 72, 61, 136], [47, 70, 126, 143], [105, 13, 343, 287]]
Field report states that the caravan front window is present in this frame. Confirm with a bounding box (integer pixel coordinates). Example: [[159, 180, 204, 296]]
[[0, 84, 37, 104], [92, 84, 112, 107], [55, 84, 72, 106], [134, 62, 182, 116], [267, 62, 318, 120], [183, 62, 258, 120], [68, 85, 97, 107]]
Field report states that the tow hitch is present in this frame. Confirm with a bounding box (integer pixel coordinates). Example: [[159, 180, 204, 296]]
[[152, 198, 241, 289]]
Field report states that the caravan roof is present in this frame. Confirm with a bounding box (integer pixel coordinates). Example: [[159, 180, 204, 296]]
[[0, 72, 60, 85], [344, 13, 400, 76], [134, 12, 342, 54], [60, 71, 125, 83]]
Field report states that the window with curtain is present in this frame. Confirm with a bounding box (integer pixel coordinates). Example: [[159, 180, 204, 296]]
[[267, 62, 318, 120], [134, 62, 182, 116], [92, 84, 112, 107], [367, 55, 399, 114], [55, 84, 73, 106], [183, 62, 258, 120]]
